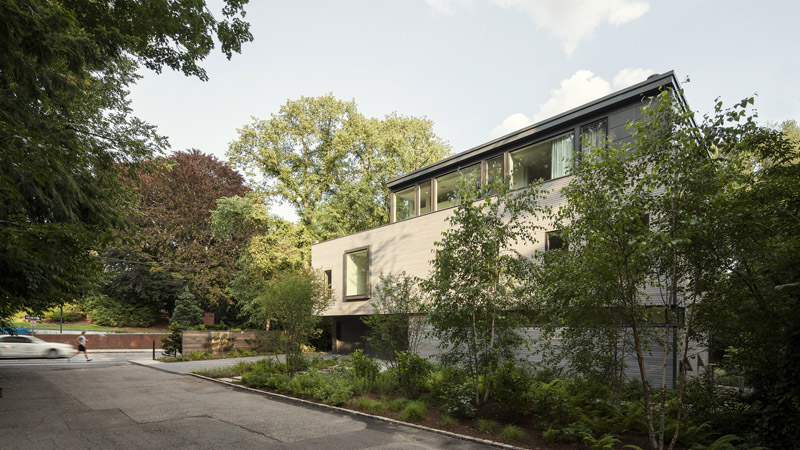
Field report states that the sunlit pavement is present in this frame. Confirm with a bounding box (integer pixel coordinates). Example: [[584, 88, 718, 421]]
[[0, 355, 496, 450]]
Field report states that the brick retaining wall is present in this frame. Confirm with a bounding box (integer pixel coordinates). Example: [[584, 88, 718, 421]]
[[36, 333, 168, 350]]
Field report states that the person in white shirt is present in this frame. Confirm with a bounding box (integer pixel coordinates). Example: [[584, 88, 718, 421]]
[[72, 331, 91, 361]]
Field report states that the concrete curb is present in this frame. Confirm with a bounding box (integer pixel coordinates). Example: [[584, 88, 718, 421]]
[[188, 373, 527, 450]]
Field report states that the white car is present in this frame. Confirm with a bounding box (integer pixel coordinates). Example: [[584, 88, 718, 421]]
[[0, 335, 75, 358]]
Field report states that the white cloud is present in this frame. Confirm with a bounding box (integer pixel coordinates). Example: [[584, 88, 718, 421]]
[[489, 0, 650, 55], [490, 113, 534, 138], [424, 0, 474, 15], [532, 70, 611, 121], [489, 68, 657, 139], [612, 67, 654, 89]]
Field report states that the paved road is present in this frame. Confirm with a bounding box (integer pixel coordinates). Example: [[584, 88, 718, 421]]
[[0, 355, 496, 450]]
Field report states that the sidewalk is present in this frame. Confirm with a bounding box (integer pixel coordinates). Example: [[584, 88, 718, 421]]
[[132, 354, 283, 374]]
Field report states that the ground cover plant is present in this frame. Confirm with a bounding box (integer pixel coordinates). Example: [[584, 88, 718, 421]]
[[190, 351, 772, 449]]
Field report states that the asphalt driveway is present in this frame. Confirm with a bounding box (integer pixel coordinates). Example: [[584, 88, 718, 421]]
[[0, 358, 496, 449]]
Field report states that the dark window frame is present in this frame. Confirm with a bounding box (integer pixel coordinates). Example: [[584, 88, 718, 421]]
[[545, 230, 566, 251], [342, 245, 371, 301]]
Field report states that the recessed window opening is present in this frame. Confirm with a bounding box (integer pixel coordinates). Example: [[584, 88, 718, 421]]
[[344, 247, 370, 300]]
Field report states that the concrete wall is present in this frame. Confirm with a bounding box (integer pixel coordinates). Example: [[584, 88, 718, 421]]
[[35, 333, 168, 350]]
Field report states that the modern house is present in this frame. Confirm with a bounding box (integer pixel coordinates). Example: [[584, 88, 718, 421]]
[[311, 71, 705, 384]]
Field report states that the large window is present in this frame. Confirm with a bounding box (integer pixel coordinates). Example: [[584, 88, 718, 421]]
[[419, 180, 432, 215], [344, 247, 370, 300], [395, 187, 416, 221], [485, 154, 504, 196], [510, 132, 574, 189], [435, 171, 458, 210]]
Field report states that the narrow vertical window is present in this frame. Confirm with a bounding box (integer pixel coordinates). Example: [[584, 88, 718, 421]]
[[581, 119, 607, 154], [344, 247, 370, 300], [546, 231, 566, 251], [419, 180, 432, 215], [323, 270, 332, 290], [395, 187, 416, 221]]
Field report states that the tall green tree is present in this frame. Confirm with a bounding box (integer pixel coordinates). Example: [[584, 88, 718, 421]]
[[424, 175, 546, 405], [227, 95, 450, 240], [0, 0, 252, 327], [211, 193, 309, 322]]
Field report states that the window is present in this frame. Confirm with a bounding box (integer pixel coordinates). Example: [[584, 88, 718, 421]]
[[344, 247, 370, 300], [395, 186, 416, 221], [435, 171, 458, 210], [485, 155, 504, 196], [419, 180, 432, 215], [510, 132, 574, 189], [459, 163, 481, 198], [581, 119, 607, 154], [323, 270, 332, 290], [546, 231, 566, 251]]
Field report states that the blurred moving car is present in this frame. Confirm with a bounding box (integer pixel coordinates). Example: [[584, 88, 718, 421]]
[[0, 335, 75, 358]]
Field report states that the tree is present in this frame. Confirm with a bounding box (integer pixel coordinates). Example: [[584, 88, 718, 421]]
[[362, 272, 429, 363], [246, 268, 333, 374], [227, 95, 450, 240], [123, 150, 250, 315], [211, 193, 309, 324], [424, 175, 546, 405], [539, 87, 800, 450], [171, 289, 203, 328], [0, 0, 252, 328]]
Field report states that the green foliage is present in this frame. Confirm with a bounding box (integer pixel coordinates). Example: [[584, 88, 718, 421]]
[[350, 349, 380, 380], [171, 290, 203, 328], [227, 95, 450, 240], [354, 396, 385, 415], [491, 361, 535, 415], [243, 268, 333, 374], [0, 0, 251, 329], [431, 366, 476, 418], [83, 295, 157, 327], [542, 427, 559, 446], [394, 351, 431, 397], [425, 173, 546, 405], [100, 250, 186, 318], [441, 415, 459, 426], [43, 304, 83, 323], [362, 272, 428, 361], [530, 379, 575, 428], [389, 397, 411, 412], [476, 419, 501, 434], [192, 366, 242, 378], [399, 401, 427, 421], [375, 371, 398, 396], [161, 322, 183, 357], [185, 351, 214, 361], [579, 432, 621, 450], [501, 424, 528, 441]]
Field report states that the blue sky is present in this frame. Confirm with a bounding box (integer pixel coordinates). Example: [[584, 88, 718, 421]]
[[128, 0, 799, 220]]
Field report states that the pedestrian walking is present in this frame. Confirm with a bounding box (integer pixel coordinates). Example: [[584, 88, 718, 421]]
[[72, 331, 92, 361]]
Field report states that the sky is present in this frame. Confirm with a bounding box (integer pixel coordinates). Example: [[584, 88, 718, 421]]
[[128, 0, 800, 221]]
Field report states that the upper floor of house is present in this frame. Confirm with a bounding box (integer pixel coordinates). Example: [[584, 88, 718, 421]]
[[386, 71, 683, 224]]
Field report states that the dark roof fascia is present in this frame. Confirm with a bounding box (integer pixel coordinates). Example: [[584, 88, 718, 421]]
[[388, 71, 681, 189]]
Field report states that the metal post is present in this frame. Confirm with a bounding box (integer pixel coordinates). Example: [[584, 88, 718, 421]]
[[59, 304, 63, 334], [153, 340, 156, 360]]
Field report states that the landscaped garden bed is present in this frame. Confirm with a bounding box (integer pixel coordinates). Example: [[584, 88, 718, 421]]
[[189, 352, 713, 450]]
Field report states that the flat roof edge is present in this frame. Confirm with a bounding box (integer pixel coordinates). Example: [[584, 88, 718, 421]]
[[387, 71, 680, 188]]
